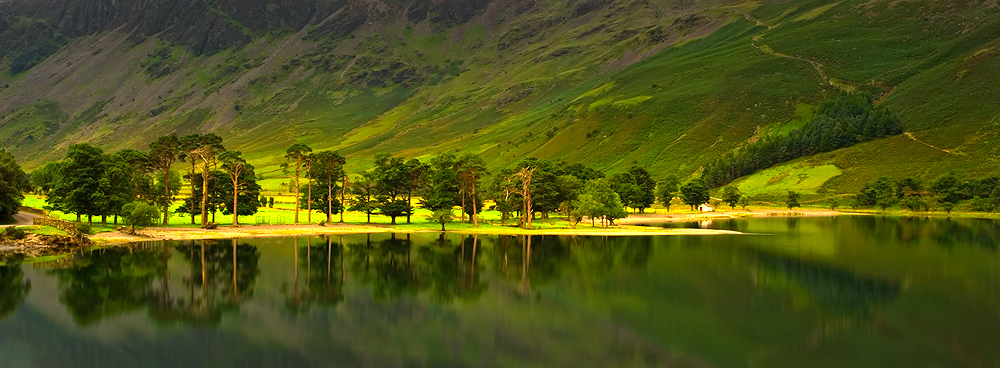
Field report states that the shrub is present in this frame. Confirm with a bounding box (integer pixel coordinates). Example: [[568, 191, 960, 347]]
[[2, 226, 27, 240]]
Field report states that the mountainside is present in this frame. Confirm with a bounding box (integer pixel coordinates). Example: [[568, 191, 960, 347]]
[[2, 0, 999, 194]]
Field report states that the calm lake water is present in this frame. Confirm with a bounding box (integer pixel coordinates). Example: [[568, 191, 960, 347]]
[[0, 216, 998, 367]]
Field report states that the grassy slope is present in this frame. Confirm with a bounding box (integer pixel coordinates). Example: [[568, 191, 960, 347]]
[[1, 0, 999, 196]]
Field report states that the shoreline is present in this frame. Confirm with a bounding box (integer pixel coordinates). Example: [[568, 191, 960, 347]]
[[90, 224, 745, 244], [88, 209, 852, 244]]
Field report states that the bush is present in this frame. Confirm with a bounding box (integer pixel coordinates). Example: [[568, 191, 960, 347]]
[[74, 222, 92, 236], [2, 226, 27, 240], [123, 202, 160, 231]]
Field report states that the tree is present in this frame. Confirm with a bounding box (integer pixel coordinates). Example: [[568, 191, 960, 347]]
[[148, 135, 181, 225], [177, 171, 227, 223], [422, 153, 460, 211], [373, 153, 413, 225], [932, 173, 962, 205], [581, 179, 629, 227], [722, 186, 742, 209], [92, 155, 137, 225], [151, 170, 181, 221], [48, 144, 105, 223], [310, 151, 346, 223], [285, 144, 312, 224], [0, 149, 30, 221], [738, 196, 751, 210], [380, 200, 411, 224], [404, 159, 428, 224], [488, 168, 520, 224], [786, 191, 801, 209], [427, 208, 454, 231], [457, 153, 488, 226], [829, 198, 839, 211], [627, 166, 656, 213], [656, 175, 680, 212], [122, 202, 159, 232], [610, 173, 642, 211], [219, 151, 256, 226], [269, 197, 275, 208], [680, 179, 710, 210], [574, 194, 602, 227], [349, 172, 379, 223], [181, 134, 225, 227], [872, 177, 897, 211]]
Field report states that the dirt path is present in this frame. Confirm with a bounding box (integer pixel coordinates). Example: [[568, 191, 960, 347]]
[[0, 212, 36, 228], [730, 9, 829, 84], [904, 132, 959, 155]]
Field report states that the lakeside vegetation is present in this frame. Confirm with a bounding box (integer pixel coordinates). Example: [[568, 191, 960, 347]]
[[4, 129, 1000, 242]]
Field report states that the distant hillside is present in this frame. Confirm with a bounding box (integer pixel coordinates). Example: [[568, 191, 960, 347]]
[[1, 0, 999, 195]]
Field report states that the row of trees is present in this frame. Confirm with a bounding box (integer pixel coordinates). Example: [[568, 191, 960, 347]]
[[279, 144, 714, 229], [703, 94, 904, 187], [23, 135, 721, 230], [33, 134, 262, 227], [853, 173, 1000, 213]]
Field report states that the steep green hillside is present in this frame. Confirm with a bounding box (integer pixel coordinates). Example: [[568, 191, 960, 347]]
[[1, 0, 999, 195]]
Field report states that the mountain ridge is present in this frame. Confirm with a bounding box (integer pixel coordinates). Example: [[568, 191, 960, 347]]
[[2, 0, 999, 196]]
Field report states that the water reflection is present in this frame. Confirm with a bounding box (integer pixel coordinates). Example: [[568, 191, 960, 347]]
[[0, 265, 29, 321], [46, 240, 259, 326], [0, 217, 996, 367], [745, 248, 900, 320]]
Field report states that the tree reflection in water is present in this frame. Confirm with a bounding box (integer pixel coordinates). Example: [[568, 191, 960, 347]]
[[0, 262, 29, 321], [49, 240, 260, 327]]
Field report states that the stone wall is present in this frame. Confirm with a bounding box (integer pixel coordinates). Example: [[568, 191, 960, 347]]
[[32, 216, 80, 235]]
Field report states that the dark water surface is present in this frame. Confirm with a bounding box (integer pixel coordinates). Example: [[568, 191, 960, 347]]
[[0, 216, 998, 367]]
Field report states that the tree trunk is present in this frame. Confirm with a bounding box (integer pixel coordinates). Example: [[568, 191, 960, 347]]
[[340, 174, 347, 223], [101, 215, 106, 226], [163, 168, 171, 225], [201, 160, 209, 227], [406, 189, 412, 224], [232, 175, 240, 226], [293, 160, 301, 224], [460, 186, 467, 223], [471, 176, 479, 227], [327, 176, 333, 223], [190, 161, 196, 225], [307, 169, 312, 223]]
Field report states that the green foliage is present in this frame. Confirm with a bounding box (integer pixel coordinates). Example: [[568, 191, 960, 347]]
[[610, 166, 656, 213], [75, 222, 92, 236], [426, 208, 454, 231], [47, 143, 105, 222], [122, 202, 160, 231], [0, 149, 30, 220], [786, 191, 801, 209], [680, 179, 710, 210], [738, 196, 751, 210], [656, 176, 680, 212], [722, 186, 742, 209], [1, 226, 27, 241], [580, 179, 628, 227]]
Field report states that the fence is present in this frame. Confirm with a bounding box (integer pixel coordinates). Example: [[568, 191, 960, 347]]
[[254, 216, 288, 225]]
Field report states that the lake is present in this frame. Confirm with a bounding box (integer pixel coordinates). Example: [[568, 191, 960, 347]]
[[0, 216, 998, 367]]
